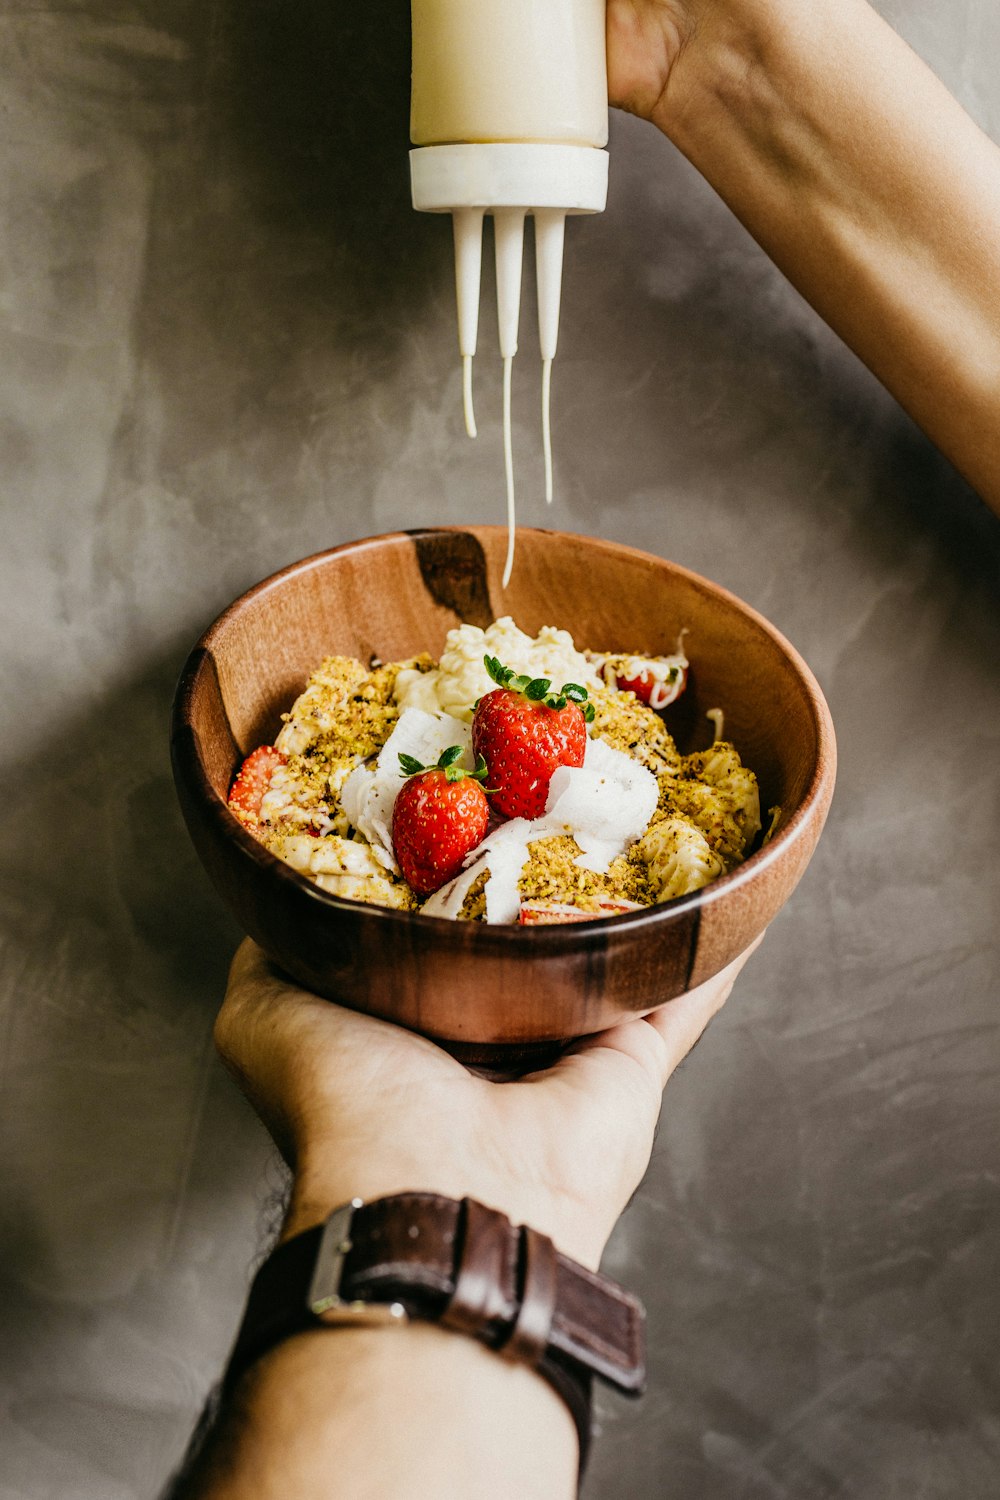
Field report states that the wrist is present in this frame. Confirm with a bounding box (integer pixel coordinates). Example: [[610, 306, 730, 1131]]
[[224, 1190, 647, 1485], [284, 1153, 611, 1270], [220, 1318, 579, 1500]]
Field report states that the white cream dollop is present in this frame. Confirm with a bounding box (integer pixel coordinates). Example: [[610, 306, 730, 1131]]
[[394, 617, 601, 723]]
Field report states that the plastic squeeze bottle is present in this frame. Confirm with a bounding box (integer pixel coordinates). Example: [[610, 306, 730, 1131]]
[[410, 0, 609, 585]]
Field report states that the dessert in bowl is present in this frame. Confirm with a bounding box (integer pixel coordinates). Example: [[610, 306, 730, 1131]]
[[227, 616, 757, 921], [171, 527, 836, 1055]]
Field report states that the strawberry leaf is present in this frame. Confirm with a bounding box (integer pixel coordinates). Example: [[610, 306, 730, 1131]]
[[484, 655, 513, 688], [482, 655, 595, 718], [398, 753, 426, 777], [437, 744, 464, 768]]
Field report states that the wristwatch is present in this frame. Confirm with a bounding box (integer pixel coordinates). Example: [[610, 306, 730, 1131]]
[[222, 1193, 646, 1467]]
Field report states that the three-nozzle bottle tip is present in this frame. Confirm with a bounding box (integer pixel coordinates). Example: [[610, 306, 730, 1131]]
[[452, 206, 568, 583], [534, 209, 566, 504], [453, 209, 484, 439]]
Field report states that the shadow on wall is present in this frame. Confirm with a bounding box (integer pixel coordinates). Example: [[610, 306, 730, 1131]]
[[0, 640, 245, 1306], [222, 0, 439, 322], [125, 0, 447, 520]]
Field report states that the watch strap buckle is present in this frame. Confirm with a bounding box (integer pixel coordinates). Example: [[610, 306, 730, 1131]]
[[309, 1199, 407, 1327]]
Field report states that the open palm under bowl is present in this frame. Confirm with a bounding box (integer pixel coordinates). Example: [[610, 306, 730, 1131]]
[[171, 527, 835, 1056]]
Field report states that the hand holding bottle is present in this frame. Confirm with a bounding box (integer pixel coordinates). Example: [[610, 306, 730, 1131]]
[[606, 0, 1000, 514]]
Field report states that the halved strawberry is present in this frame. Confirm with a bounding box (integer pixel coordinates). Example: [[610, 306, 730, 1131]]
[[391, 746, 489, 896], [519, 903, 593, 925], [472, 656, 594, 821], [519, 898, 642, 925], [228, 745, 286, 824], [610, 660, 688, 711]]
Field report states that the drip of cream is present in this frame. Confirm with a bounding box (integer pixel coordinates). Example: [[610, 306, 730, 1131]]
[[541, 357, 553, 506], [446, 200, 582, 581], [535, 210, 565, 506], [453, 208, 484, 440], [494, 208, 525, 589], [502, 354, 515, 587], [462, 355, 476, 438]]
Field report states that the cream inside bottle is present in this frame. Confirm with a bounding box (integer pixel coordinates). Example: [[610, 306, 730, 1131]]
[[410, 0, 609, 584]]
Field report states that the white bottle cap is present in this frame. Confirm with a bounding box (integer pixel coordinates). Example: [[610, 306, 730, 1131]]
[[410, 143, 608, 214], [410, 143, 609, 573], [411, 143, 607, 379]]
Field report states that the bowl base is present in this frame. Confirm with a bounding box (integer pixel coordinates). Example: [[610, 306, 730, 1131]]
[[443, 1036, 569, 1080]]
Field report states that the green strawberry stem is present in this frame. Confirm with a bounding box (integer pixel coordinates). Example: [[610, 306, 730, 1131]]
[[483, 655, 596, 722], [398, 748, 488, 784]]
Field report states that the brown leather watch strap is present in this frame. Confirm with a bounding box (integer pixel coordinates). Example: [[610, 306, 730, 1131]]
[[222, 1193, 646, 1470], [344, 1194, 646, 1391], [503, 1223, 558, 1366], [440, 1198, 512, 1337]]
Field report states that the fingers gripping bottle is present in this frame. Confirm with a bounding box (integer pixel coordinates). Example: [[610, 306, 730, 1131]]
[[410, 0, 609, 585]]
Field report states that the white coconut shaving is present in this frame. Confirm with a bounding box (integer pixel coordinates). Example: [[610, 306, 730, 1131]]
[[423, 819, 533, 925], [420, 859, 486, 921], [379, 707, 473, 771], [480, 821, 534, 924], [423, 737, 658, 923], [539, 737, 659, 873]]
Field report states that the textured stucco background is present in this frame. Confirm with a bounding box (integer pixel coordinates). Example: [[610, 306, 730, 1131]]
[[1, 3, 998, 1496]]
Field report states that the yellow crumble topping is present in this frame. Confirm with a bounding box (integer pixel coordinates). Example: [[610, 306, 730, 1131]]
[[236, 635, 763, 923]]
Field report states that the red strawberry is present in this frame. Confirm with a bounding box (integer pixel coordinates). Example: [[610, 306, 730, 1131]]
[[391, 747, 489, 896], [228, 745, 287, 825], [472, 656, 594, 821]]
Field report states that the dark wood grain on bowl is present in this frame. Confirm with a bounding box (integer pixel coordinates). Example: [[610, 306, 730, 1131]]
[[413, 529, 493, 627], [171, 528, 835, 1046]]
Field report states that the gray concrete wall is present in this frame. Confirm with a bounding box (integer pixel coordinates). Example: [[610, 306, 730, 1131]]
[[1, 3, 998, 1496]]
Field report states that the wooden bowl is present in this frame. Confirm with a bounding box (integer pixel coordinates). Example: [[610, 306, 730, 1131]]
[[172, 528, 835, 1056]]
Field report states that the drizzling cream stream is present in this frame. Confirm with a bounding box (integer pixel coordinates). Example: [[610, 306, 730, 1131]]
[[494, 209, 525, 588], [449, 200, 596, 579], [502, 355, 516, 586], [409, 0, 610, 582], [541, 357, 554, 506], [462, 355, 477, 439]]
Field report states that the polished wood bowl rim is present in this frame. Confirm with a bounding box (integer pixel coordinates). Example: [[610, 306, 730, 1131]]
[[173, 526, 835, 951]]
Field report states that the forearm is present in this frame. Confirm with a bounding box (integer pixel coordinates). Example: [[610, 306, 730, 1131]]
[[661, 0, 1000, 511], [186, 940, 751, 1500], [173, 1161, 595, 1500], [178, 1320, 577, 1500]]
